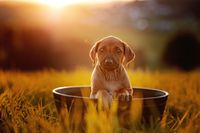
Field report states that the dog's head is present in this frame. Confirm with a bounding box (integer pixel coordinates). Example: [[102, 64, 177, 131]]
[[90, 36, 135, 70]]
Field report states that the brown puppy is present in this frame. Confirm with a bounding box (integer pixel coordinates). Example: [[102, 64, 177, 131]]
[[89, 36, 135, 108]]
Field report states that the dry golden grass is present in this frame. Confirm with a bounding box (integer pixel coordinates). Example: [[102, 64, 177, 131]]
[[0, 68, 199, 133]]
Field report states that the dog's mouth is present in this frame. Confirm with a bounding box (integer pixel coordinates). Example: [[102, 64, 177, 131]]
[[101, 63, 119, 71], [98, 57, 120, 71]]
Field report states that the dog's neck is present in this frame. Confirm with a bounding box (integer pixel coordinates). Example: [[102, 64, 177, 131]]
[[96, 64, 123, 81]]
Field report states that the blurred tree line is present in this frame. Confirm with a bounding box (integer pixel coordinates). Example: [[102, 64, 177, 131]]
[[0, 23, 91, 70], [162, 30, 200, 71], [155, 0, 200, 17]]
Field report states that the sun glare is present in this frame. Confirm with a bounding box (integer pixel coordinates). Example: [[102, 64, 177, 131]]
[[38, 0, 102, 8], [38, 0, 73, 9], [37, 0, 129, 9]]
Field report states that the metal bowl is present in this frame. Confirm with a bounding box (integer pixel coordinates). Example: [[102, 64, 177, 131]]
[[53, 86, 168, 126]]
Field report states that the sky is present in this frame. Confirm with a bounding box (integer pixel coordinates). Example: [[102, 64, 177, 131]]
[[15, 0, 132, 5], [37, 0, 131, 4], [1, 0, 132, 9], [36, 0, 124, 7]]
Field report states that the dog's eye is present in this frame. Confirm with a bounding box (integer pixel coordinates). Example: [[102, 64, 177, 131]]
[[116, 49, 122, 54], [99, 48, 104, 53]]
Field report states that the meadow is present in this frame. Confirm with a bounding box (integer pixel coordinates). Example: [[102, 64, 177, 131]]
[[0, 68, 199, 133]]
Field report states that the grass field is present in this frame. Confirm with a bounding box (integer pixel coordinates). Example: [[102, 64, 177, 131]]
[[0, 68, 199, 133]]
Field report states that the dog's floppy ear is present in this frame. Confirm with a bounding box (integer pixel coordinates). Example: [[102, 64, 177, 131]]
[[89, 41, 100, 64], [122, 42, 135, 66]]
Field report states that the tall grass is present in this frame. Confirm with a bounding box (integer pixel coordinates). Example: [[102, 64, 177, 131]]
[[0, 69, 199, 132]]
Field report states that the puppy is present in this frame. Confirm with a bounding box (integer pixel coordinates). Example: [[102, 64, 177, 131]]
[[89, 36, 135, 108]]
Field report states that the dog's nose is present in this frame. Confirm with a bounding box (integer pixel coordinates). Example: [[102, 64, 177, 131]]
[[105, 58, 114, 65]]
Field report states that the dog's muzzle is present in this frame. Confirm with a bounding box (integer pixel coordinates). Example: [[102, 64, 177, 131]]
[[101, 57, 118, 70], [104, 58, 114, 65]]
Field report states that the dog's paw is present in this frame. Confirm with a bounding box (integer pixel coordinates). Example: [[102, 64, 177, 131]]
[[118, 90, 132, 101]]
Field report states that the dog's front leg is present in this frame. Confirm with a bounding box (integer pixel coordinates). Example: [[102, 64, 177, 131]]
[[95, 90, 113, 110]]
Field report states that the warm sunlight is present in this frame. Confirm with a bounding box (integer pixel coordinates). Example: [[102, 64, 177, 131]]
[[38, 0, 75, 9], [37, 0, 131, 9]]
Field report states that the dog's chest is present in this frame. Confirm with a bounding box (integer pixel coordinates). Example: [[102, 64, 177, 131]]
[[104, 81, 121, 93]]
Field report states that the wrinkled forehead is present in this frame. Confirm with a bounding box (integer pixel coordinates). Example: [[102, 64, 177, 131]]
[[98, 37, 124, 49]]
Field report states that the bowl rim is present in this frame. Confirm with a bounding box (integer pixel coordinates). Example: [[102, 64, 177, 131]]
[[52, 86, 169, 101]]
